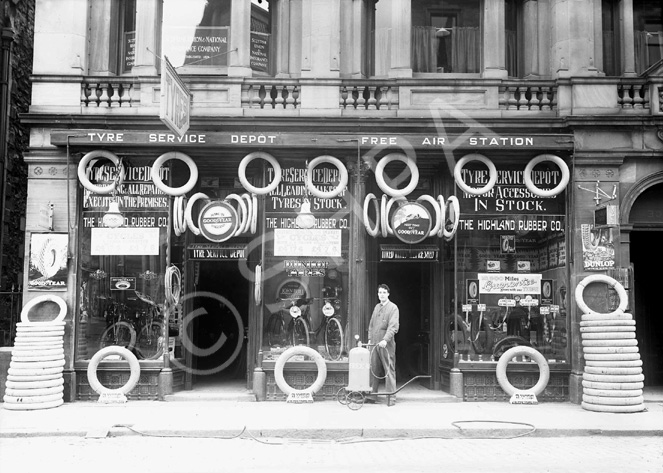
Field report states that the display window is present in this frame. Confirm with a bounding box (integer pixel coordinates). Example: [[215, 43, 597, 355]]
[[76, 159, 176, 362], [443, 158, 569, 363], [260, 158, 350, 362]]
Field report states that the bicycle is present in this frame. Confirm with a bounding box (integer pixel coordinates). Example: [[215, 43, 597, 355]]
[[303, 297, 344, 361], [264, 297, 310, 349], [133, 290, 165, 360], [99, 298, 137, 351]]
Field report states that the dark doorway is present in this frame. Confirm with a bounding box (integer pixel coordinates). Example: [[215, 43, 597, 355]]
[[376, 263, 431, 383], [630, 231, 663, 386], [190, 261, 248, 385]]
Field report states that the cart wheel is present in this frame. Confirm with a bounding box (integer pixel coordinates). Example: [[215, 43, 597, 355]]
[[336, 387, 349, 405], [346, 391, 365, 410]]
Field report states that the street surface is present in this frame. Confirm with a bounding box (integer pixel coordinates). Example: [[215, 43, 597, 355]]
[[0, 435, 661, 473]]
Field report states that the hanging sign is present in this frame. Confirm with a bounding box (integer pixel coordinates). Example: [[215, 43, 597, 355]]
[[391, 202, 431, 244], [380, 245, 439, 261], [198, 201, 239, 243], [188, 244, 246, 260], [159, 55, 191, 137]]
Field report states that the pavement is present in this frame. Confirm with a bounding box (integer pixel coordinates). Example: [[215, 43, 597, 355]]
[[1, 384, 662, 440]]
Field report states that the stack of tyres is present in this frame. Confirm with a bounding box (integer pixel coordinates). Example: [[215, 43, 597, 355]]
[[576, 275, 645, 413], [3, 295, 68, 411]]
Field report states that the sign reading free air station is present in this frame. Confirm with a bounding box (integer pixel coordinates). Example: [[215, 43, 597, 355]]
[[198, 201, 238, 243]]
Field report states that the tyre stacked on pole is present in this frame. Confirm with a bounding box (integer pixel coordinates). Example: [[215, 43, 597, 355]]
[[3, 295, 67, 410], [575, 275, 645, 413]]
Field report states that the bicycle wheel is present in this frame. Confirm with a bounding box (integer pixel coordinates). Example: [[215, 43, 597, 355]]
[[136, 322, 164, 360], [492, 335, 531, 361], [470, 317, 495, 355], [444, 314, 469, 354], [324, 317, 344, 361], [291, 317, 310, 346], [265, 314, 287, 348], [99, 321, 136, 351]]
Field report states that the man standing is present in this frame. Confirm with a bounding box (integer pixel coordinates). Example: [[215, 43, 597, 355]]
[[368, 284, 399, 406]]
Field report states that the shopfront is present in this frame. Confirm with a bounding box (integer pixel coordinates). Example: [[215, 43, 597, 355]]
[[41, 129, 574, 401]]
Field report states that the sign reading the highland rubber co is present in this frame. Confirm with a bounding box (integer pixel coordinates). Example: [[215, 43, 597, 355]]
[[160, 56, 191, 137]]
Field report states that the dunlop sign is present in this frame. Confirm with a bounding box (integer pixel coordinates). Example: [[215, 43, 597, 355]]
[[160, 56, 191, 137]]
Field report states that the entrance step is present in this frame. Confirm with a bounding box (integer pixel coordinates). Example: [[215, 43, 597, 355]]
[[164, 390, 257, 402]]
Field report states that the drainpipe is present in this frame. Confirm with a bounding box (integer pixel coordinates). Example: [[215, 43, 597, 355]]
[[0, 27, 14, 289]]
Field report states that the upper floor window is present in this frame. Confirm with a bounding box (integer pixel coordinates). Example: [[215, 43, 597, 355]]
[[251, 0, 273, 75], [634, 0, 662, 74], [412, 0, 481, 74], [119, 0, 136, 74], [601, 0, 620, 76], [162, 0, 231, 71]]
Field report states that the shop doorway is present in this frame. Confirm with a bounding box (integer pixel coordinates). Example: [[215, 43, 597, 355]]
[[376, 263, 432, 386], [630, 231, 663, 386], [188, 261, 249, 387]]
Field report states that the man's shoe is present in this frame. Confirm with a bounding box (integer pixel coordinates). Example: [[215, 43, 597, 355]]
[[387, 397, 396, 407], [364, 395, 378, 404]]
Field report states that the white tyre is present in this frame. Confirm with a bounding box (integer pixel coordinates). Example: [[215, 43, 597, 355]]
[[250, 194, 258, 234], [241, 193, 253, 235], [11, 353, 65, 363], [5, 385, 64, 397], [3, 398, 63, 410], [238, 152, 281, 195], [580, 326, 636, 333], [10, 359, 65, 370], [584, 353, 641, 361], [11, 347, 64, 355], [7, 372, 63, 382], [16, 323, 66, 332], [581, 339, 638, 347], [523, 154, 570, 197], [581, 312, 632, 321], [581, 332, 635, 339], [582, 394, 644, 406], [581, 402, 645, 413], [13, 342, 62, 349], [442, 196, 460, 240], [363, 193, 380, 237], [77, 150, 123, 195], [7, 374, 64, 389], [584, 366, 642, 375], [225, 193, 247, 236], [87, 345, 140, 395], [306, 155, 348, 199], [375, 153, 419, 198], [582, 380, 644, 390], [580, 319, 635, 327], [11, 336, 63, 344], [575, 274, 628, 317], [184, 192, 210, 236], [274, 346, 327, 396], [583, 387, 643, 397], [380, 194, 388, 238], [8, 366, 63, 376], [384, 196, 406, 235], [582, 346, 639, 354], [4, 393, 64, 404], [20, 294, 68, 323], [582, 372, 644, 383], [585, 359, 643, 367], [453, 154, 497, 195], [416, 195, 441, 237], [151, 152, 198, 196], [496, 346, 549, 396]]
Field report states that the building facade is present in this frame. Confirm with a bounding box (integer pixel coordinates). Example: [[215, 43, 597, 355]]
[[20, 0, 663, 403]]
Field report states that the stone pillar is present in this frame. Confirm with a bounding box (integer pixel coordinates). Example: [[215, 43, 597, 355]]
[[273, 0, 291, 77], [301, 0, 341, 78], [550, 0, 600, 78], [229, 0, 252, 77], [619, 0, 637, 76], [538, 0, 552, 77], [289, 0, 303, 76], [33, 0, 88, 75], [133, 0, 160, 76], [347, 158, 371, 352], [340, 0, 374, 78], [88, 0, 115, 76], [522, 0, 540, 77], [388, 0, 412, 77], [482, 0, 508, 78]]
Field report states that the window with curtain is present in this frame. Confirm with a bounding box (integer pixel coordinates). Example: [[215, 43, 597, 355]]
[[505, 0, 519, 77], [250, 0, 273, 75], [118, 0, 136, 74], [634, 0, 663, 74], [412, 0, 481, 74], [601, 0, 620, 76]]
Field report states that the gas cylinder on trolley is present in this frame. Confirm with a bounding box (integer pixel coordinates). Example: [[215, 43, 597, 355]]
[[347, 339, 372, 392]]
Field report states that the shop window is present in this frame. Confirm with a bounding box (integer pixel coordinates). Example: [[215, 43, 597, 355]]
[[260, 158, 351, 363], [76, 159, 172, 362], [411, 0, 481, 74], [602, 0, 621, 76], [250, 0, 273, 75], [162, 0, 231, 71], [634, 0, 663, 74], [444, 159, 569, 364]]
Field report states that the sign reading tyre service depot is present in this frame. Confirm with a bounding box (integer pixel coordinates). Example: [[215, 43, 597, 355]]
[[198, 201, 238, 243]]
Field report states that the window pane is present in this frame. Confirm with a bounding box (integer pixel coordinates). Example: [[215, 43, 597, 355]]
[[602, 0, 620, 76], [634, 0, 663, 74], [162, 0, 231, 68], [251, 0, 272, 74], [120, 0, 136, 74], [412, 0, 481, 73]]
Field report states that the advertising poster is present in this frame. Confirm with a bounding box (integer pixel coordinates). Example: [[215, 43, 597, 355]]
[[28, 233, 69, 290], [581, 224, 615, 271]]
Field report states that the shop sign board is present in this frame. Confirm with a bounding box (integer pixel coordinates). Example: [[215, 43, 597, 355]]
[[91, 228, 160, 255], [380, 245, 439, 261], [391, 202, 431, 244], [478, 273, 542, 294], [581, 224, 615, 271], [110, 277, 136, 291], [188, 244, 246, 260], [273, 229, 341, 257], [28, 233, 68, 290], [466, 279, 479, 303], [198, 201, 239, 243], [160, 56, 191, 137]]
